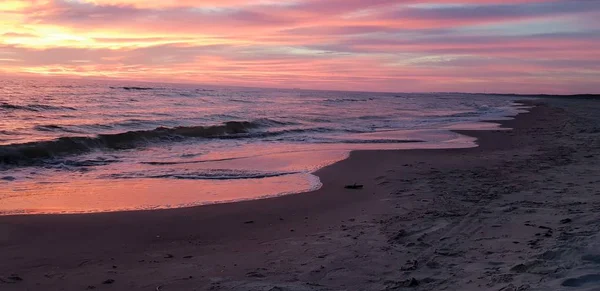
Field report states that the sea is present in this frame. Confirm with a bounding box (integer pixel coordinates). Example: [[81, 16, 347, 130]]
[[0, 77, 530, 215]]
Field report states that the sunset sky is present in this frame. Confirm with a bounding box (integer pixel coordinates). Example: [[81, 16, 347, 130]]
[[1, 0, 599, 93]]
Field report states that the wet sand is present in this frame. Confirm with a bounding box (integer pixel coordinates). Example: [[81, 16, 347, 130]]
[[1, 99, 600, 290]]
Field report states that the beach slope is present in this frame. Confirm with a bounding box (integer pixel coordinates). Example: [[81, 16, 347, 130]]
[[1, 99, 599, 290]]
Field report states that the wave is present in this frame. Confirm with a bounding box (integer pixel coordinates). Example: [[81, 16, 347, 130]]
[[318, 139, 423, 144], [304, 117, 332, 123], [1, 102, 76, 112], [229, 99, 253, 103], [325, 98, 369, 103], [0, 117, 406, 165], [141, 157, 239, 165], [358, 115, 389, 120], [0, 119, 281, 165], [45, 158, 122, 168], [110, 86, 157, 91], [106, 169, 297, 180], [213, 127, 357, 140], [252, 118, 297, 126], [445, 111, 480, 118], [34, 125, 81, 133]]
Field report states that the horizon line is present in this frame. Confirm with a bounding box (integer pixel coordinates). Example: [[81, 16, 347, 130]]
[[1, 74, 598, 97]]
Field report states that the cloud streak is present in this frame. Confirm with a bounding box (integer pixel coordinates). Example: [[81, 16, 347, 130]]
[[0, 0, 598, 93]]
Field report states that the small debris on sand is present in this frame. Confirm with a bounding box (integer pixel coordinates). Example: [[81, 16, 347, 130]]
[[560, 218, 573, 224], [344, 183, 364, 189]]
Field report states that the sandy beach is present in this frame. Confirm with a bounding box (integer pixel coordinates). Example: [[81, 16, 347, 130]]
[[1, 98, 599, 291]]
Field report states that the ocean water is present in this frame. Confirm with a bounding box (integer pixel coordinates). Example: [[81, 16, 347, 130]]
[[0, 78, 529, 215]]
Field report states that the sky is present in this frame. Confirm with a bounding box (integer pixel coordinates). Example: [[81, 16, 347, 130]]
[[0, 0, 599, 93]]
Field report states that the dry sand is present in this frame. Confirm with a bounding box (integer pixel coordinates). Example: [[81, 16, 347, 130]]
[[1, 98, 599, 290]]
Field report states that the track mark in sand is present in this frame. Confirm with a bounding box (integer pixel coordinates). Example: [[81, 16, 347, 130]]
[[387, 220, 450, 245], [0, 275, 23, 284], [561, 274, 600, 287], [409, 204, 485, 266], [582, 254, 600, 264], [498, 283, 531, 291], [510, 260, 543, 273]]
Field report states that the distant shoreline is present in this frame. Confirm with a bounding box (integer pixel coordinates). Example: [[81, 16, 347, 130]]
[[3, 74, 597, 96], [486, 93, 600, 99]]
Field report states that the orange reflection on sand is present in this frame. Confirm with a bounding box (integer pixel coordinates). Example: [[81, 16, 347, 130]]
[[0, 174, 319, 215]]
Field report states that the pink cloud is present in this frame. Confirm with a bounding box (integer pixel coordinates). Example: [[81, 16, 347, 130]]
[[0, 0, 598, 93]]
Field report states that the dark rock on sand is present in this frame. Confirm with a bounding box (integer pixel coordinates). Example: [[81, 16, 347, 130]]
[[102, 279, 115, 284]]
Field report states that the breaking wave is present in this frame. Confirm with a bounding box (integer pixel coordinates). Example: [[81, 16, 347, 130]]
[[106, 169, 298, 180], [110, 86, 158, 91], [0, 120, 277, 165], [34, 125, 81, 133], [317, 139, 423, 144], [1, 102, 76, 112]]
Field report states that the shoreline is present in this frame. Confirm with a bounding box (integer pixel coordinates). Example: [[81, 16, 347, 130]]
[[2, 98, 599, 290], [0, 102, 525, 216]]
